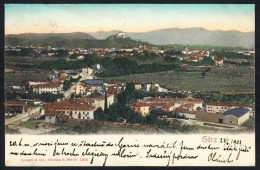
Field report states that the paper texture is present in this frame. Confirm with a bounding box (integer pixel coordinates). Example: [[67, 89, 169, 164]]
[[5, 134, 255, 166], [4, 4, 255, 167]]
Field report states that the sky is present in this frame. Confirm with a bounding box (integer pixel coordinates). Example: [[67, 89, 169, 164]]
[[5, 4, 255, 34]]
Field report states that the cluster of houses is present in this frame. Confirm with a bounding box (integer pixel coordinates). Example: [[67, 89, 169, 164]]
[[129, 96, 253, 126], [133, 82, 169, 93], [180, 47, 227, 66]]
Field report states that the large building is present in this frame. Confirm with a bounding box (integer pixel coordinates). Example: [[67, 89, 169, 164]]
[[34, 81, 63, 94], [42, 98, 95, 121], [222, 107, 250, 126]]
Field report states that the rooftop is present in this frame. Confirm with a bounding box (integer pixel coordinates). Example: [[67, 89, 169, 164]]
[[223, 107, 250, 118], [43, 99, 95, 111], [129, 102, 149, 107], [146, 97, 203, 103], [81, 79, 103, 86], [175, 107, 197, 114], [37, 81, 62, 88], [207, 102, 251, 108], [5, 100, 27, 106], [214, 56, 225, 61]]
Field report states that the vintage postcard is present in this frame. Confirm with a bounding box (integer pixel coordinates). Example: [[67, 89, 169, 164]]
[[4, 4, 255, 166]]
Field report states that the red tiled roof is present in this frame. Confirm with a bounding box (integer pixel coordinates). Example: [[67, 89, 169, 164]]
[[181, 103, 194, 108], [147, 97, 203, 102], [45, 108, 58, 116], [175, 107, 197, 114], [214, 56, 225, 61], [43, 100, 95, 111], [129, 102, 149, 107], [187, 57, 198, 61], [207, 102, 251, 108], [37, 81, 62, 88], [163, 103, 174, 109], [5, 100, 27, 106]]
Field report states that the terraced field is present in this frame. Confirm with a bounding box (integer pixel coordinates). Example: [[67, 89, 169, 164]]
[[102, 66, 255, 92]]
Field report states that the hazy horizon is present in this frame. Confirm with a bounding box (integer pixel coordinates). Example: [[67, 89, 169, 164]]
[[5, 26, 255, 36], [5, 4, 255, 35]]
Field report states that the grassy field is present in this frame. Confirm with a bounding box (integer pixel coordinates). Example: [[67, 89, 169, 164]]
[[5, 70, 52, 84], [102, 67, 255, 92], [5, 56, 58, 66], [20, 121, 42, 129]]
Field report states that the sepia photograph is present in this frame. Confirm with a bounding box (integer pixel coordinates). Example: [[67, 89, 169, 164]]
[[4, 4, 255, 166]]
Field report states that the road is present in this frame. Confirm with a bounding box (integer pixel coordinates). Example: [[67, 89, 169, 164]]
[[63, 73, 93, 99], [5, 106, 41, 126]]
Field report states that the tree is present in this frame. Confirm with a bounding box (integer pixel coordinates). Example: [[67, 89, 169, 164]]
[[104, 91, 108, 114], [201, 71, 206, 79], [94, 108, 105, 121]]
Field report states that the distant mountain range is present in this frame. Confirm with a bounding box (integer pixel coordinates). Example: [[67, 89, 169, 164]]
[[5, 32, 151, 49], [5, 27, 254, 49], [88, 28, 254, 49], [6, 32, 96, 40]]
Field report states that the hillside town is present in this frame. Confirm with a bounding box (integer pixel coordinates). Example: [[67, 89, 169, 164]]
[[5, 32, 255, 134]]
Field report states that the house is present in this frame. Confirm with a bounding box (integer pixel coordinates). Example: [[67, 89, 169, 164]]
[[222, 107, 250, 126], [121, 47, 134, 52], [94, 94, 114, 110], [214, 56, 225, 66], [187, 57, 198, 62], [144, 83, 152, 91], [80, 79, 103, 92], [47, 52, 56, 57], [206, 102, 252, 113], [175, 107, 197, 119], [82, 67, 94, 76], [161, 103, 175, 112], [181, 103, 196, 111], [129, 102, 150, 117], [107, 86, 118, 95], [36, 81, 63, 94], [45, 108, 58, 124], [68, 49, 74, 55], [5, 100, 27, 114], [70, 72, 80, 79], [33, 99, 42, 105], [28, 81, 49, 88], [59, 72, 68, 82], [134, 83, 142, 90], [182, 47, 194, 55], [75, 83, 89, 95], [76, 55, 84, 60], [196, 112, 224, 124], [116, 32, 127, 39]]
